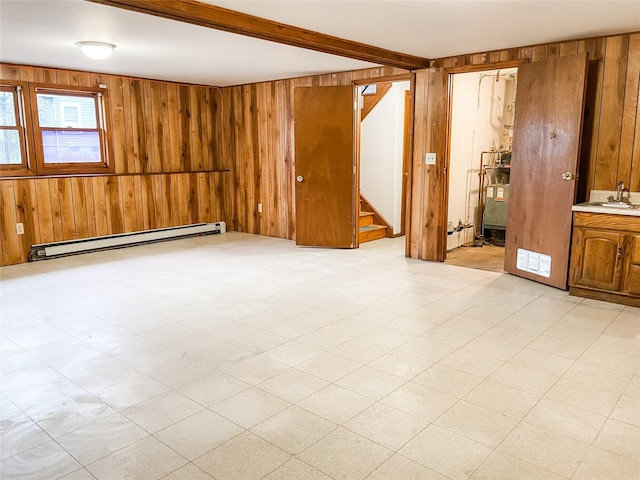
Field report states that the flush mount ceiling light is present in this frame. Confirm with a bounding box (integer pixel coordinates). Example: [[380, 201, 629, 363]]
[[76, 41, 116, 60]]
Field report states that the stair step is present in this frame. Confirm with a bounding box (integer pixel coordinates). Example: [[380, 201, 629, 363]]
[[359, 211, 374, 227], [359, 224, 387, 243]]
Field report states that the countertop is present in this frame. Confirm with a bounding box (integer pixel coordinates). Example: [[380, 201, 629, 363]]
[[572, 190, 640, 217]]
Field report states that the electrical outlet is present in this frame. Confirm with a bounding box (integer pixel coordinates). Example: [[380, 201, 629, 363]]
[[16, 223, 24, 235], [257, 203, 262, 213]]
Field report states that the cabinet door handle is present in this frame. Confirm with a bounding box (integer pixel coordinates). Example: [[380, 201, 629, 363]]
[[617, 247, 622, 258]]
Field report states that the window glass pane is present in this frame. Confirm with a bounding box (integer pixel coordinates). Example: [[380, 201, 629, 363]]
[[41, 130, 101, 163], [0, 91, 17, 127], [37, 94, 97, 128], [0, 130, 22, 164]]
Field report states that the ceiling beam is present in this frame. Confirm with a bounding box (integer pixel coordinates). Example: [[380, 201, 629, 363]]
[[85, 0, 430, 70]]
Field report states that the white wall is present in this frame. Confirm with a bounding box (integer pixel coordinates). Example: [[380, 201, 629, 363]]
[[447, 70, 515, 250], [360, 81, 409, 235]]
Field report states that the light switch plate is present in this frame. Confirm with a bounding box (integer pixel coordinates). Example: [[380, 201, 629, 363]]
[[425, 153, 436, 165]]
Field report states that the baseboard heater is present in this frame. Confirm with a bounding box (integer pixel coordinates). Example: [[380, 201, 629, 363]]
[[30, 222, 226, 261]]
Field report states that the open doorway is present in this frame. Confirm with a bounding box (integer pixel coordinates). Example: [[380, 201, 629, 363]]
[[357, 80, 411, 245], [445, 67, 518, 272]]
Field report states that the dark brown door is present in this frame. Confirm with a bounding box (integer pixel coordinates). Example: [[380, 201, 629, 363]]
[[294, 86, 355, 247], [504, 53, 588, 289]]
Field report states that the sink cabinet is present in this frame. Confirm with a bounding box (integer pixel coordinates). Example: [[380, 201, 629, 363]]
[[569, 212, 640, 307]]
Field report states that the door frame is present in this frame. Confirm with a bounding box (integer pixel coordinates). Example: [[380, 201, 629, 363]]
[[442, 61, 525, 261], [352, 73, 416, 251]]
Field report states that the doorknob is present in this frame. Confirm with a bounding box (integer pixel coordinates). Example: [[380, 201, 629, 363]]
[[296, 175, 304, 183], [561, 171, 576, 181]]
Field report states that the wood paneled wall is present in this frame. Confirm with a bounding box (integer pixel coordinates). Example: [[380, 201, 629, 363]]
[[218, 33, 639, 263], [0, 64, 230, 266], [217, 67, 408, 239], [2, 32, 637, 266], [410, 32, 640, 261]]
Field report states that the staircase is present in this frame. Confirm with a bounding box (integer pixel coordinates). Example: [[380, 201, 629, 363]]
[[359, 196, 389, 244]]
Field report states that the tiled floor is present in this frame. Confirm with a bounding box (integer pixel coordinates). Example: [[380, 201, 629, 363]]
[[1, 232, 639, 480]]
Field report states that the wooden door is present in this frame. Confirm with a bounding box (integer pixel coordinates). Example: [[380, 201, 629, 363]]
[[294, 86, 355, 247], [504, 53, 588, 289], [571, 228, 624, 291]]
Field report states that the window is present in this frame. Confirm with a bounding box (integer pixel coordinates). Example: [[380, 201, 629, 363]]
[[0, 81, 112, 177], [0, 82, 30, 176], [32, 85, 111, 175]]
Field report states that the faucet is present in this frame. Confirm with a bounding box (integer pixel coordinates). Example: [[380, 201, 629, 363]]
[[609, 181, 630, 203]]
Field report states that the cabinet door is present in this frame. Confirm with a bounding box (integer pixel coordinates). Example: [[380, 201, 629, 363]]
[[628, 235, 640, 296], [572, 229, 624, 291]]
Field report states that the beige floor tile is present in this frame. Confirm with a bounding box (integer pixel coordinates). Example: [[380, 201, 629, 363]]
[[399, 424, 491, 480], [58, 468, 99, 480], [4, 234, 639, 480], [230, 330, 288, 353], [490, 362, 558, 395], [296, 352, 362, 382], [528, 335, 588, 360], [580, 345, 640, 375], [413, 363, 483, 398], [210, 387, 289, 428], [381, 381, 457, 421], [155, 409, 244, 460], [434, 400, 519, 448], [482, 324, 539, 347], [297, 384, 374, 424], [262, 459, 331, 480], [367, 454, 447, 479], [31, 394, 116, 439], [262, 340, 323, 367], [573, 446, 640, 480], [0, 440, 81, 480], [161, 462, 215, 480], [358, 326, 416, 349], [297, 327, 353, 350], [464, 336, 523, 361], [563, 360, 633, 394], [396, 337, 457, 362], [594, 419, 640, 460], [299, 427, 392, 480], [257, 368, 328, 403], [469, 451, 564, 480], [523, 397, 607, 443], [498, 423, 590, 478], [368, 351, 433, 380], [122, 391, 203, 433], [344, 402, 429, 450], [175, 370, 250, 407], [57, 413, 148, 465], [335, 366, 405, 401], [86, 436, 186, 480], [0, 415, 51, 460], [190, 342, 255, 370], [420, 325, 478, 348], [544, 378, 620, 416], [510, 347, 574, 376], [194, 431, 289, 480], [611, 395, 640, 426], [442, 314, 500, 336], [440, 349, 505, 378], [464, 380, 539, 419], [625, 375, 640, 398], [591, 334, 640, 359], [221, 354, 289, 385], [93, 372, 170, 410], [251, 405, 335, 454], [330, 338, 389, 364]]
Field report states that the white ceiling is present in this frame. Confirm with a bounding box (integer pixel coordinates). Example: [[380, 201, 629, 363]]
[[1, 0, 638, 87]]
